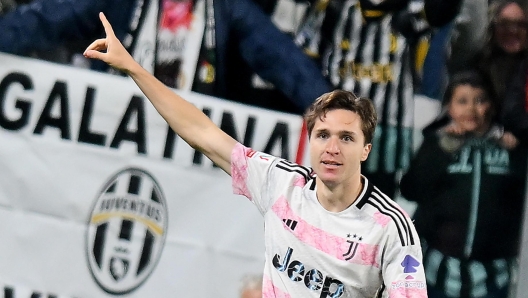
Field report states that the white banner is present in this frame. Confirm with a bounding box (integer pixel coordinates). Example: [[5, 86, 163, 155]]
[[0, 53, 305, 297]]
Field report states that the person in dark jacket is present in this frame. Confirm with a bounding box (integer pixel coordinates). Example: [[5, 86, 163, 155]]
[[400, 71, 527, 298], [472, 0, 528, 106], [500, 5, 528, 142], [225, 0, 314, 114], [0, 0, 332, 114], [501, 55, 528, 143]]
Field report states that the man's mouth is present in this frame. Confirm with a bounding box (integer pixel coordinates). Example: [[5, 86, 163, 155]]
[[322, 161, 342, 166]]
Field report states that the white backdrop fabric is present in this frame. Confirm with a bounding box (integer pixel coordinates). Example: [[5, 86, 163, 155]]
[[0, 53, 303, 298]]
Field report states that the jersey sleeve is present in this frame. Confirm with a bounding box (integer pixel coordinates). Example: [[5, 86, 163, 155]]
[[230, 143, 280, 214], [381, 216, 427, 297]]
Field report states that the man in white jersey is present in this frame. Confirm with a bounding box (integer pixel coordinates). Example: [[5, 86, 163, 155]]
[[84, 12, 427, 298]]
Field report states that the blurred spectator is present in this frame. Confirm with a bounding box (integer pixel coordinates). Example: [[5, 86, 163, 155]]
[[501, 55, 528, 142], [400, 71, 527, 298], [239, 273, 262, 298], [293, 0, 462, 198], [473, 0, 528, 104], [425, 0, 528, 105], [447, 0, 490, 76], [226, 0, 312, 113], [0, 0, 332, 114], [498, 3, 528, 142], [419, 0, 489, 101]]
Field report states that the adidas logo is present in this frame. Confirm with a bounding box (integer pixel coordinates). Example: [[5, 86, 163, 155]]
[[282, 218, 298, 231]]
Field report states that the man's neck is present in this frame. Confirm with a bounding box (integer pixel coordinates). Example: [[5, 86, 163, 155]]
[[316, 176, 363, 213]]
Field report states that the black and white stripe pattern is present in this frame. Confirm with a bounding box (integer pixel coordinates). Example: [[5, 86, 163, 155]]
[[275, 159, 313, 182], [359, 186, 415, 247], [296, 0, 417, 173], [318, 1, 414, 129]]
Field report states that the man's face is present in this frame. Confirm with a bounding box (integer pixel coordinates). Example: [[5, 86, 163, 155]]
[[309, 109, 371, 188]]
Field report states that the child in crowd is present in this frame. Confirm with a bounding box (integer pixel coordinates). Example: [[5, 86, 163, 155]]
[[400, 71, 527, 298]]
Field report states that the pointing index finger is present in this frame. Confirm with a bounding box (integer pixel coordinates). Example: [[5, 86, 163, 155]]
[[99, 12, 115, 38]]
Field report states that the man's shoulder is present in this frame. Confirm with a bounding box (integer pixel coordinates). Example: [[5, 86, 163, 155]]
[[237, 145, 314, 181], [357, 185, 416, 244], [358, 186, 411, 219]]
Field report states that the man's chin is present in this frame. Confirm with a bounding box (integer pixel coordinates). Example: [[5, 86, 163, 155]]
[[317, 176, 340, 188]]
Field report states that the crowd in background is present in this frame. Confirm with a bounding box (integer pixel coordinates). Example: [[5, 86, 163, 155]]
[[1, 0, 528, 297]]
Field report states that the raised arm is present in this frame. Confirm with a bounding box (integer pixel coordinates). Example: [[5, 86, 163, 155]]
[[84, 12, 237, 174]]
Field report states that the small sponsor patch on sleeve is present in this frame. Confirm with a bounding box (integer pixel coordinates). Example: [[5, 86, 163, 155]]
[[401, 255, 420, 273]]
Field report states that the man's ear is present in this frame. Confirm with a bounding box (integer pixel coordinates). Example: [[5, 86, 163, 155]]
[[361, 143, 372, 162]]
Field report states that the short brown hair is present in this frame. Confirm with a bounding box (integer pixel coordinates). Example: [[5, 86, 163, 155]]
[[304, 90, 377, 144]]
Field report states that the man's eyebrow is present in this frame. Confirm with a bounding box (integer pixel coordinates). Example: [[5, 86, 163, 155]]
[[339, 130, 357, 135], [314, 128, 358, 135]]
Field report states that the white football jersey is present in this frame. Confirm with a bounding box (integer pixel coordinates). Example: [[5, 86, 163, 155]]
[[231, 143, 427, 297]]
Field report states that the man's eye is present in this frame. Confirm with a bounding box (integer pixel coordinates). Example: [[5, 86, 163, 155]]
[[343, 136, 352, 141]]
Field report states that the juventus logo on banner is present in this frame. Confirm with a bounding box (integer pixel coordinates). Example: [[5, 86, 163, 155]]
[[86, 168, 168, 295]]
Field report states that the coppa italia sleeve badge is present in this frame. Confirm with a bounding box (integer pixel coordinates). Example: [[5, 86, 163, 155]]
[[401, 255, 420, 273]]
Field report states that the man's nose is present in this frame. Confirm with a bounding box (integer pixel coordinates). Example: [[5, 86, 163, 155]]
[[325, 137, 340, 154]]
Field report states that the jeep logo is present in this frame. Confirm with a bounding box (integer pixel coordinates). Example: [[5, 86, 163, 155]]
[[273, 247, 344, 297]]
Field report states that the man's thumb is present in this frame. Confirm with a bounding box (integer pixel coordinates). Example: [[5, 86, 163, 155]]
[[83, 49, 105, 61]]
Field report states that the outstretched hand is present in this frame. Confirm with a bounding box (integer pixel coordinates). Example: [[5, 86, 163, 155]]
[[83, 12, 137, 73], [443, 122, 466, 136], [500, 131, 519, 150]]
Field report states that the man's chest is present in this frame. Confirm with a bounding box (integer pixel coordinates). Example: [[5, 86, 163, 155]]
[[264, 195, 386, 271]]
